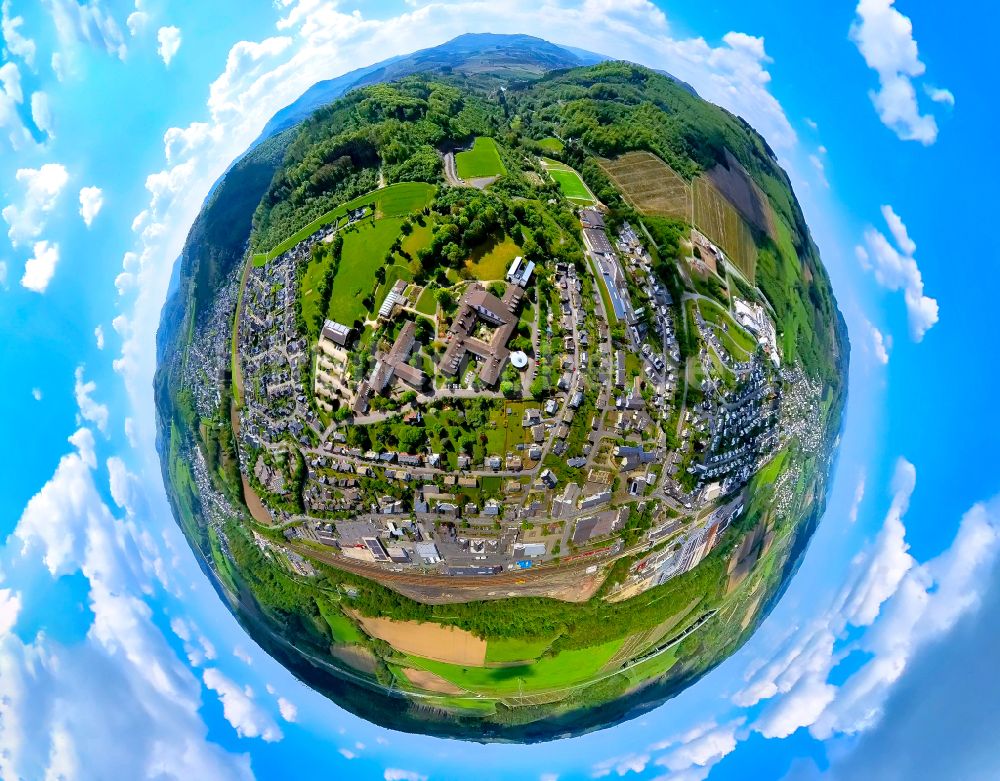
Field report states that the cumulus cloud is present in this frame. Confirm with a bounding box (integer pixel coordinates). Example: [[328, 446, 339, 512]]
[[867, 321, 890, 364], [30, 90, 53, 138], [31, 387, 42, 401], [1, 0, 36, 68], [94, 324, 105, 349], [849, 0, 948, 144], [732, 459, 1000, 748], [21, 240, 59, 293], [2, 163, 70, 246], [856, 205, 938, 341], [157, 25, 181, 66], [848, 472, 867, 524], [202, 668, 282, 741], [79, 186, 104, 226], [4, 431, 255, 781], [126, 0, 148, 37], [74, 365, 109, 433], [0, 259, 6, 288]]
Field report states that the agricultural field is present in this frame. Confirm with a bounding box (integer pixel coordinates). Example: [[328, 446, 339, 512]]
[[693, 176, 758, 283], [401, 638, 624, 696], [456, 136, 507, 179], [598, 151, 692, 221], [541, 158, 595, 205]]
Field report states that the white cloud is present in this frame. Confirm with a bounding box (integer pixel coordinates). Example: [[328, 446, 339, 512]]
[[157, 25, 181, 66], [592, 752, 650, 777], [0, 588, 21, 636], [3, 163, 70, 246], [856, 205, 938, 341], [849, 0, 948, 144], [732, 459, 1000, 748], [4, 432, 255, 781], [540, 774, 559, 781], [127, 0, 148, 37], [74, 365, 109, 434], [79, 186, 104, 226], [31, 387, 42, 401], [868, 321, 890, 365], [276, 696, 297, 722], [94, 324, 105, 350], [338, 748, 356, 760], [384, 770, 427, 781], [924, 84, 955, 106], [0, 60, 33, 150], [1, 0, 37, 68], [21, 240, 59, 293], [0, 259, 6, 288], [808, 153, 828, 188], [848, 471, 867, 523], [46, 0, 127, 62], [202, 668, 282, 742], [30, 90, 53, 138]]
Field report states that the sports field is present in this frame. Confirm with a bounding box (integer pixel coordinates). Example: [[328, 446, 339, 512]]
[[253, 182, 435, 264], [693, 176, 757, 283], [456, 137, 507, 179], [598, 151, 691, 221], [542, 158, 595, 205]]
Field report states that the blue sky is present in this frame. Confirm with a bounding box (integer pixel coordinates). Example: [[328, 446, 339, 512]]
[[0, 1, 997, 779]]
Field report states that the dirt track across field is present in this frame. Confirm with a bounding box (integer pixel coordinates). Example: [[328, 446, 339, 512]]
[[352, 613, 487, 665]]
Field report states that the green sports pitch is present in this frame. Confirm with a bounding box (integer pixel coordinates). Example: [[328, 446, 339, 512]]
[[456, 137, 507, 179]]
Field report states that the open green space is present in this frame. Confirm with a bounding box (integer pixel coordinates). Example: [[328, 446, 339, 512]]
[[543, 159, 595, 204], [485, 635, 556, 665], [319, 602, 366, 644], [402, 638, 623, 695], [536, 136, 564, 153], [254, 182, 435, 264], [415, 286, 438, 316], [456, 137, 507, 179], [466, 235, 522, 280]]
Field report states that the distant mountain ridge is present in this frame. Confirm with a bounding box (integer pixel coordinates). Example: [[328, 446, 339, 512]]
[[258, 33, 606, 141]]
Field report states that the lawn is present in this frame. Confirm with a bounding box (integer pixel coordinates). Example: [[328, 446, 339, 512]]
[[537, 136, 564, 153], [330, 217, 406, 324], [377, 181, 436, 219], [456, 137, 507, 180], [402, 638, 623, 695], [466, 235, 521, 280], [485, 636, 556, 665], [415, 286, 438, 316], [542, 159, 595, 205]]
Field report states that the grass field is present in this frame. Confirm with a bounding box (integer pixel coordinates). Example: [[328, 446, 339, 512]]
[[318, 602, 365, 644], [537, 137, 564, 153], [485, 636, 556, 665], [402, 638, 623, 695], [542, 158, 595, 205], [415, 286, 437, 316], [456, 137, 507, 180], [693, 176, 757, 283], [598, 151, 691, 221], [466, 234, 521, 280], [253, 182, 435, 264], [331, 217, 405, 324]]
